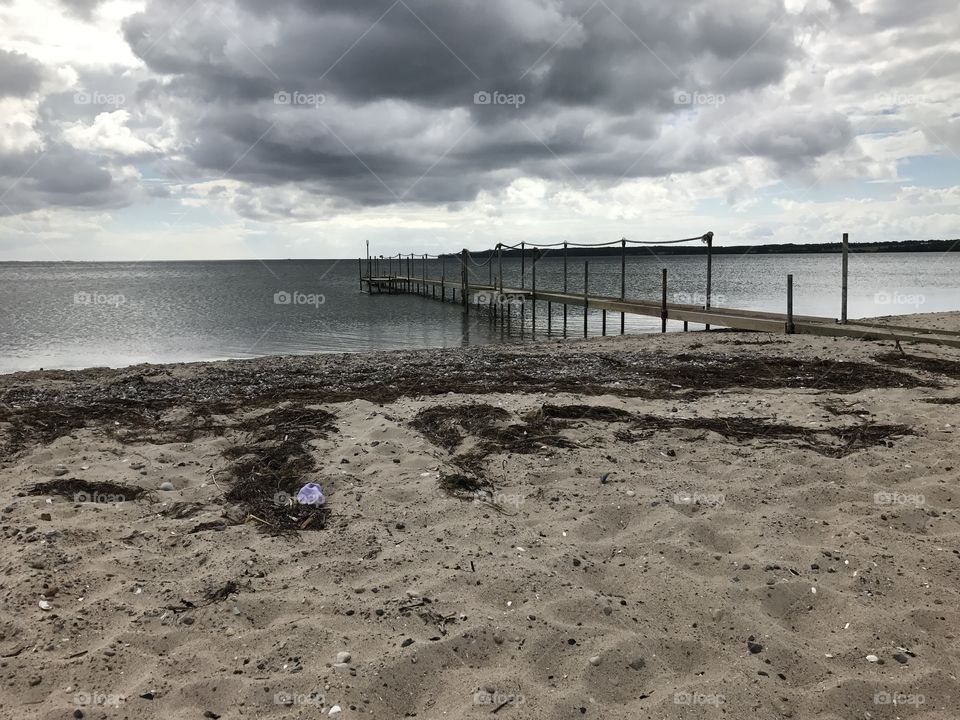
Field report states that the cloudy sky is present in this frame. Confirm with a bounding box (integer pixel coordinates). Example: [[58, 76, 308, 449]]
[[0, 0, 958, 260]]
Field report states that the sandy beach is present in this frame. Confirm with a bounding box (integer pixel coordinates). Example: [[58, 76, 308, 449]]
[[2, 316, 959, 719]]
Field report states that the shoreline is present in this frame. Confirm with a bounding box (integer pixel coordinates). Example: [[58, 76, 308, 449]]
[[1, 309, 956, 381], [2, 317, 960, 719]]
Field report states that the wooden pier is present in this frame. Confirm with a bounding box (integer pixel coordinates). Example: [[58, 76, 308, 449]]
[[358, 237, 960, 349]]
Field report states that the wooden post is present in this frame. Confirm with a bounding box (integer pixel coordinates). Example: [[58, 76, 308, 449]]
[[520, 242, 525, 289], [441, 254, 446, 300], [620, 238, 626, 335], [786, 274, 794, 334], [602, 310, 606, 336], [547, 301, 552, 334], [461, 249, 468, 309], [563, 242, 568, 337], [841, 232, 848, 324], [705, 231, 713, 331], [366, 239, 371, 280], [497, 244, 503, 294], [422, 253, 426, 296], [531, 250, 537, 334], [583, 261, 589, 338], [358, 257, 362, 292], [661, 268, 668, 333]]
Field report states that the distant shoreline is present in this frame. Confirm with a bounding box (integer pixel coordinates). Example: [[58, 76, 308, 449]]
[[465, 238, 960, 258], [0, 240, 958, 263]]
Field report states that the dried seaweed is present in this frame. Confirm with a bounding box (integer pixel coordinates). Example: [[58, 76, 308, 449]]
[[541, 404, 912, 458], [27, 478, 151, 502], [876, 351, 960, 380], [222, 405, 337, 534]]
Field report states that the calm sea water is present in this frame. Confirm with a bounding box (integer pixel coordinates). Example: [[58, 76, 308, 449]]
[[0, 252, 956, 374]]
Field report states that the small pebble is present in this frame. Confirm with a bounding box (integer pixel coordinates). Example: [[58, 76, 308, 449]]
[[588, 655, 601, 666], [159, 482, 175, 491], [865, 654, 879, 663], [336, 651, 351, 664]]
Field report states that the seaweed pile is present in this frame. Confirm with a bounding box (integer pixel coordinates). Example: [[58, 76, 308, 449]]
[[540, 404, 913, 458], [222, 405, 338, 533]]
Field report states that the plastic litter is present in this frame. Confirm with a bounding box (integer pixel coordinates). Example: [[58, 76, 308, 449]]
[[296, 483, 326, 506]]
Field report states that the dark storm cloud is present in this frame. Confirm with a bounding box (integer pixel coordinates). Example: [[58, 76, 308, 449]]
[[113, 0, 836, 214], [0, 49, 46, 97], [0, 144, 136, 216]]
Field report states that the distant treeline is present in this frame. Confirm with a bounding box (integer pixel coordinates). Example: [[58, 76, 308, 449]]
[[450, 238, 959, 258]]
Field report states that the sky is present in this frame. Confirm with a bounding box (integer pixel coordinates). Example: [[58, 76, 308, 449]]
[[0, 0, 958, 261]]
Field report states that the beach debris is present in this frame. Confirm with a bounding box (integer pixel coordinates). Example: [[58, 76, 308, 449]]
[[27, 478, 150, 502], [38, 599, 52, 611], [296, 483, 326, 506], [865, 654, 879, 663], [328, 705, 342, 717], [335, 651, 351, 664], [159, 481, 175, 491], [600, 472, 610, 484]]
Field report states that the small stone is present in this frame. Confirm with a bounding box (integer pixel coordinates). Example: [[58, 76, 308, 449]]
[[28, 675, 41, 686], [159, 482, 175, 491], [865, 654, 879, 663], [328, 705, 342, 717], [401, 638, 414, 648], [39, 513, 51, 521], [181, 616, 195, 626], [395, 522, 405, 530], [38, 599, 52, 611], [747, 640, 764, 654], [893, 653, 909, 664], [73, 711, 83, 719], [602, 606, 612, 616], [628, 656, 645, 671], [336, 651, 351, 664], [625, 490, 635, 497], [53, 466, 68, 477], [588, 655, 601, 666]]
